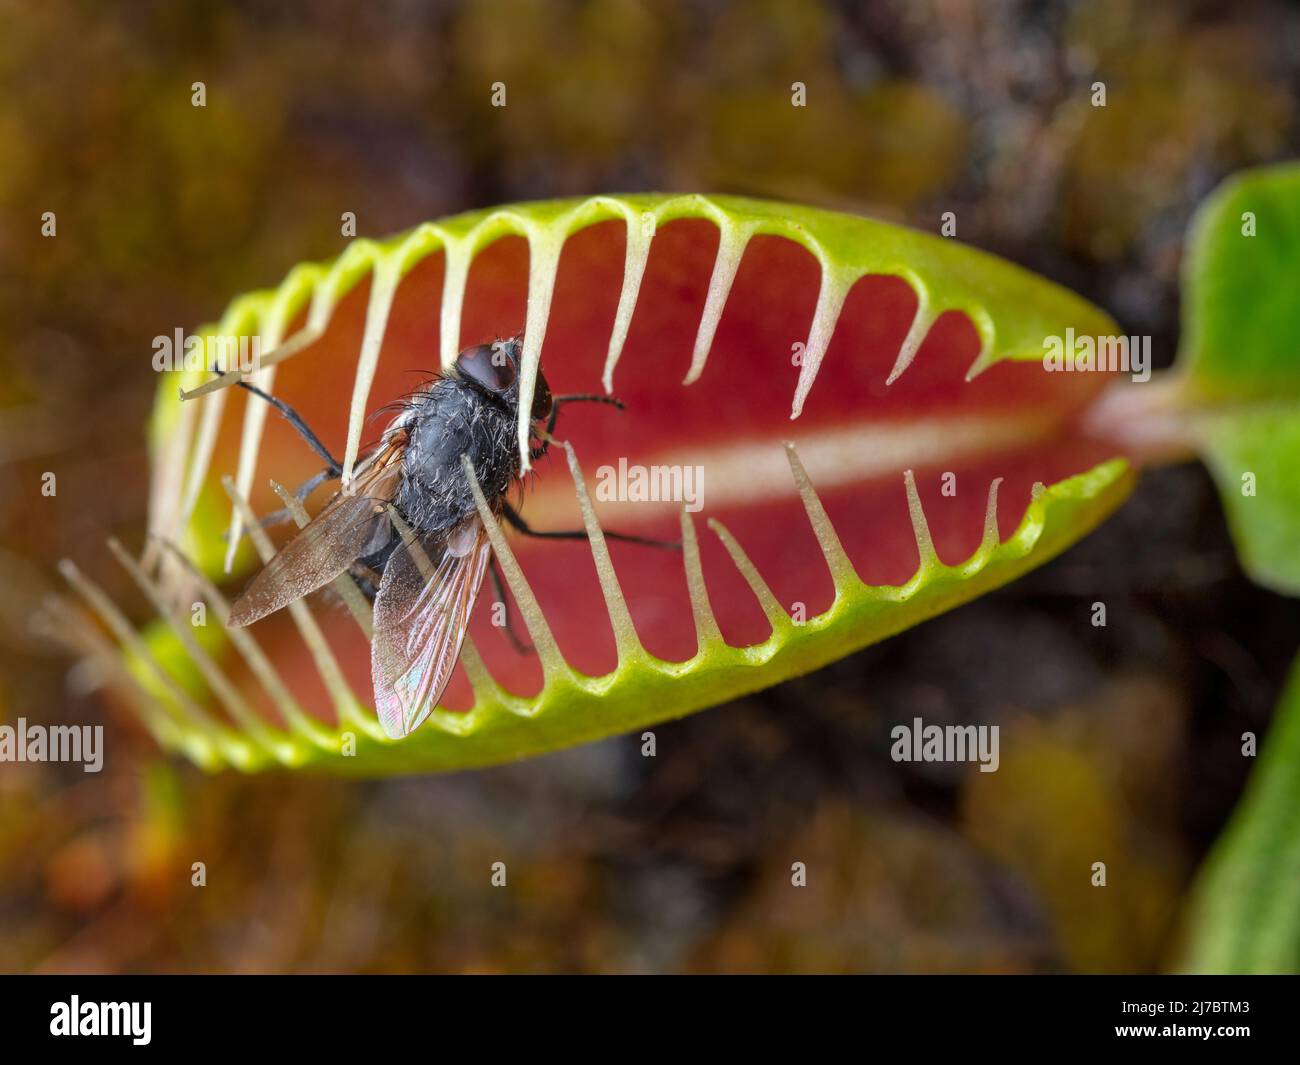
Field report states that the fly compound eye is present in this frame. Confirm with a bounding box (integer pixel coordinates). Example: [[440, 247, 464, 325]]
[[531, 373, 553, 421], [456, 342, 517, 394]]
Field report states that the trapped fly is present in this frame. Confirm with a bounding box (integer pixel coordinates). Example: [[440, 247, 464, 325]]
[[227, 335, 673, 739]]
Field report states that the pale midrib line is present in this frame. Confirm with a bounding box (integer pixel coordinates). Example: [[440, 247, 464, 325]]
[[520, 409, 1059, 527]]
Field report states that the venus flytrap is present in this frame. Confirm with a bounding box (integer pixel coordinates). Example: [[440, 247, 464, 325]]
[[56, 171, 1300, 779]]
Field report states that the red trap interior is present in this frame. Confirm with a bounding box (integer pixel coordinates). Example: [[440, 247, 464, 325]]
[[204, 217, 1123, 721]]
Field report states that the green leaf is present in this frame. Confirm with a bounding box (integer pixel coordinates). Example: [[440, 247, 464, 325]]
[[1176, 162, 1300, 593], [1200, 406, 1300, 594], [1181, 161, 1300, 402], [1180, 649, 1300, 974]]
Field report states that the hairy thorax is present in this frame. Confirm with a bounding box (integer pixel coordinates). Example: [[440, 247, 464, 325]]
[[394, 375, 521, 535]]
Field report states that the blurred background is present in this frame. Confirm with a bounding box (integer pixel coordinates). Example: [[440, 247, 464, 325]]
[[2, 0, 1299, 973]]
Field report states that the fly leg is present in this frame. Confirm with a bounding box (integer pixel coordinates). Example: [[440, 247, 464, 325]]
[[529, 393, 625, 461], [519, 394, 680, 548], [500, 501, 680, 550], [242, 466, 342, 535], [238, 381, 343, 472], [232, 382, 344, 536]]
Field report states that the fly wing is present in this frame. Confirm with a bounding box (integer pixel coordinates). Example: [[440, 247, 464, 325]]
[[228, 442, 405, 627], [371, 516, 492, 739]]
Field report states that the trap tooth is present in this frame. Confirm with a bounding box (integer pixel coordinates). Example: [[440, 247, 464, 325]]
[[181, 322, 326, 402], [902, 469, 939, 571], [962, 308, 998, 382], [977, 477, 1005, 561], [154, 536, 323, 750], [143, 387, 200, 572], [178, 302, 268, 532], [222, 476, 377, 737], [562, 442, 643, 664], [790, 264, 853, 420], [178, 367, 242, 402], [679, 509, 722, 653], [683, 222, 751, 387], [885, 297, 936, 386], [600, 208, 656, 394], [176, 360, 230, 534], [57, 558, 226, 768], [301, 236, 391, 485], [341, 255, 402, 484], [460, 454, 570, 682], [383, 503, 434, 575], [272, 480, 374, 638], [785, 442, 857, 591], [516, 227, 563, 474], [224, 368, 281, 574], [706, 517, 789, 634], [453, 636, 500, 707], [438, 231, 472, 372], [221, 266, 326, 567], [107, 537, 276, 766]]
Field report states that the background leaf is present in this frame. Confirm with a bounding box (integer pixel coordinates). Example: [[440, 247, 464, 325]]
[[1200, 407, 1300, 595], [1178, 162, 1300, 593], [1181, 161, 1300, 400], [1180, 648, 1300, 973]]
